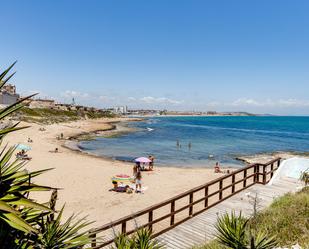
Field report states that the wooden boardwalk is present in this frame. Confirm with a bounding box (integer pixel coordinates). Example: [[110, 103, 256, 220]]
[[157, 177, 302, 249], [92, 159, 288, 248]]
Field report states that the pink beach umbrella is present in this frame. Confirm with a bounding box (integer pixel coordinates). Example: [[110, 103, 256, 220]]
[[134, 157, 151, 163]]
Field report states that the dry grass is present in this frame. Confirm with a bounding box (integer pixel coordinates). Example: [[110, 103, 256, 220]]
[[250, 186, 309, 247], [13, 107, 115, 124], [194, 187, 309, 248]]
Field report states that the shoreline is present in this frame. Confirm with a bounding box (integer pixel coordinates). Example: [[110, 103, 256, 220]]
[[67, 118, 143, 140], [5, 117, 308, 227], [62, 119, 144, 165], [5, 117, 236, 226], [62, 120, 241, 169], [236, 151, 309, 164], [62, 118, 309, 169]]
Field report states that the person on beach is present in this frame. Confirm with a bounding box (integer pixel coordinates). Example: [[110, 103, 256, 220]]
[[214, 162, 222, 173], [141, 163, 146, 171], [135, 171, 142, 193], [133, 164, 138, 177], [18, 149, 26, 157], [136, 162, 141, 172], [148, 155, 154, 170]]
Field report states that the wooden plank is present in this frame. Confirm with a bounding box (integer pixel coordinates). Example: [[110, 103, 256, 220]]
[[157, 177, 300, 248]]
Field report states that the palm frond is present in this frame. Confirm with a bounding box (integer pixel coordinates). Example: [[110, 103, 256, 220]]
[[36, 206, 97, 249]]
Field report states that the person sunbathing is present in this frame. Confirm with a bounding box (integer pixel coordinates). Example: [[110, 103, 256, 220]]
[[16, 150, 32, 160], [110, 184, 132, 193]]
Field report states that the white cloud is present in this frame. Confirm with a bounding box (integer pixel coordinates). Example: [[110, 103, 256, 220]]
[[99, 95, 115, 102], [61, 90, 89, 98], [128, 97, 137, 101], [277, 99, 309, 107], [210, 98, 309, 108], [140, 96, 182, 105], [206, 101, 221, 107], [231, 98, 264, 107], [21, 90, 55, 100]]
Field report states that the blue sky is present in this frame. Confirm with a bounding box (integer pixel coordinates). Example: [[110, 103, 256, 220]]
[[1, 0, 309, 115]]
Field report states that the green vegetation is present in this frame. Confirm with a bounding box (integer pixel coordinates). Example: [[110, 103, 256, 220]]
[[113, 227, 164, 249], [16, 107, 79, 123], [0, 62, 97, 247], [13, 107, 115, 124], [195, 187, 309, 249], [300, 169, 309, 186], [250, 187, 309, 247], [196, 212, 277, 249]]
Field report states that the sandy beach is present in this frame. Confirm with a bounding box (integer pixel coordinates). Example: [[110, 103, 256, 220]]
[[5, 118, 235, 227]]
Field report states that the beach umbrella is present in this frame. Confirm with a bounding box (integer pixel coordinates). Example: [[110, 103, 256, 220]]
[[111, 174, 134, 183], [16, 144, 31, 151], [134, 157, 151, 163]]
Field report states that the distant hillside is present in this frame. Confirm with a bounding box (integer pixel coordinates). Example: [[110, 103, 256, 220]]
[[12, 107, 116, 124]]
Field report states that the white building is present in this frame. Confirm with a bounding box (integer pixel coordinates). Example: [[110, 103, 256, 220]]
[[113, 106, 128, 114], [0, 84, 20, 106]]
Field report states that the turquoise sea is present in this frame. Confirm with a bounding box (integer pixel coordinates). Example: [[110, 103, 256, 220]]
[[79, 116, 309, 168]]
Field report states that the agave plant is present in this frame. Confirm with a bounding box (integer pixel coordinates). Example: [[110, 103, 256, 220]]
[[113, 232, 137, 249], [32, 206, 96, 249], [299, 168, 309, 186], [113, 227, 164, 249], [0, 63, 53, 237], [0, 148, 53, 232], [0, 62, 99, 248], [214, 212, 277, 249]]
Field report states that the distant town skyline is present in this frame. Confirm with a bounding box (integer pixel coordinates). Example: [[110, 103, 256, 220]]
[[1, 1, 309, 115]]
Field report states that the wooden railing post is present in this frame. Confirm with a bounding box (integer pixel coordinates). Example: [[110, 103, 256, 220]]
[[270, 163, 274, 178], [170, 200, 175, 226], [263, 165, 266, 184], [121, 221, 126, 234], [255, 164, 260, 183], [243, 169, 247, 188], [219, 180, 223, 200], [189, 193, 193, 216], [231, 174, 235, 193], [148, 210, 153, 232], [90, 231, 96, 247], [204, 186, 208, 208]]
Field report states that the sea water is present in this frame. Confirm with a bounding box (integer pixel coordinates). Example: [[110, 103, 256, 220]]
[[79, 116, 309, 168]]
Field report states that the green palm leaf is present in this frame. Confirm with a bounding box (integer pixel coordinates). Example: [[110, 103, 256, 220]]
[[0, 63, 54, 237], [0, 200, 19, 213], [0, 62, 98, 248], [1, 212, 37, 233]]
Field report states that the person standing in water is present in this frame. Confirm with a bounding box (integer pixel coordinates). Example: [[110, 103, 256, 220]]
[[188, 142, 192, 150]]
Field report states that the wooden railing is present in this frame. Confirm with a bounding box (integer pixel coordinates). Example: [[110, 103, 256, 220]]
[[91, 158, 281, 248]]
